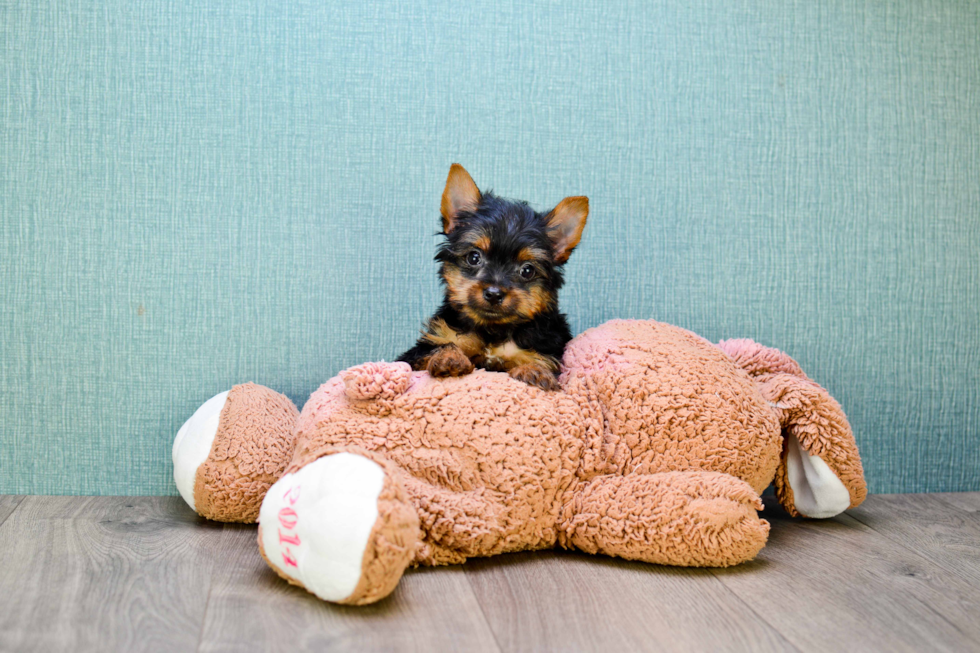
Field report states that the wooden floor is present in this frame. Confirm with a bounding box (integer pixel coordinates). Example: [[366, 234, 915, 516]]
[[0, 493, 978, 652]]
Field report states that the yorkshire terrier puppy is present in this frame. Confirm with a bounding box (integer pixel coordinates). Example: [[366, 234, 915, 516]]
[[397, 164, 588, 391]]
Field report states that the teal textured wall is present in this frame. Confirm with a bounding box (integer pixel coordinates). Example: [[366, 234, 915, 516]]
[[2, 0, 978, 495]]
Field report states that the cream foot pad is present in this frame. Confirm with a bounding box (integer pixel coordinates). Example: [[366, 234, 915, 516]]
[[786, 432, 852, 518], [259, 453, 385, 603]]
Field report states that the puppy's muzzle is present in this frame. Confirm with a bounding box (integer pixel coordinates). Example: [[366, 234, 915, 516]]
[[482, 286, 506, 306]]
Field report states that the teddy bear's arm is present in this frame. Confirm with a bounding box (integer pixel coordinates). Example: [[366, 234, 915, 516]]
[[558, 471, 770, 567], [398, 474, 507, 564]]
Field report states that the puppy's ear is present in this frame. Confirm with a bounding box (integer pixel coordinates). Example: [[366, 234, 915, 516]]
[[545, 196, 589, 263], [440, 164, 481, 234]]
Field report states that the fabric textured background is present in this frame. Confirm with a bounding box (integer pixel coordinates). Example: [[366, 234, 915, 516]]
[[1, 0, 978, 495]]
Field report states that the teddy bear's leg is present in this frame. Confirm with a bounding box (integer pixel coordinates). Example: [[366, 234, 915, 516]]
[[172, 383, 299, 522], [257, 452, 420, 606], [395, 474, 510, 565], [558, 471, 770, 567], [756, 373, 868, 518]]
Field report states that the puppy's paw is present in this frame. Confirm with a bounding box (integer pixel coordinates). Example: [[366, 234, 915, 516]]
[[509, 364, 561, 391], [427, 345, 475, 378]]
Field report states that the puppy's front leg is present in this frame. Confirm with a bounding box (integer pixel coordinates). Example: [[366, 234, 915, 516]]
[[412, 317, 483, 378], [509, 361, 560, 391], [485, 342, 561, 391], [396, 341, 438, 372], [427, 345, 475, 378]]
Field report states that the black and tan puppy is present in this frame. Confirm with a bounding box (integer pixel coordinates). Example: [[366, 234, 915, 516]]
[[398, 164, 588, 390]]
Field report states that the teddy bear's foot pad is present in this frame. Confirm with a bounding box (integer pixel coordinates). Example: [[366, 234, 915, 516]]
[[785, 433, 851, 518], [258, 452, 420, 605], [172, 390, 229, 512], [259, 453, 385, 602]]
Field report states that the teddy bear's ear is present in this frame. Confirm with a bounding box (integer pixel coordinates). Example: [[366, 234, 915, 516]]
[[440, 164, 481, 234], [341, 362, 412, 401]]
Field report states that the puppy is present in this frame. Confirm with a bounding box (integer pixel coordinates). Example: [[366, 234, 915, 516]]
[[398, 164, 588, 391]]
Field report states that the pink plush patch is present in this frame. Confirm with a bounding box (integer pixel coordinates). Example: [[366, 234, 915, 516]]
[[717, 338, 807, 379], [341, 362, 412, 401]]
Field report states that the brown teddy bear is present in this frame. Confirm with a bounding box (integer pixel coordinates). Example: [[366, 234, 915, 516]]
[[172, 319, 866, 605]]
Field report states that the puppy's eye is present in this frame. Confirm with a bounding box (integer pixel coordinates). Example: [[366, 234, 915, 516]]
[[466, 250, 482, 266], [520, 264, 535, 280]]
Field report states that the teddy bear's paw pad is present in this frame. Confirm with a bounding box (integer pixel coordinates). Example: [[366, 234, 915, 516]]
[[259, 453, 385, 603], [786, 432, 851, 518], [172, 390, 229, 512]]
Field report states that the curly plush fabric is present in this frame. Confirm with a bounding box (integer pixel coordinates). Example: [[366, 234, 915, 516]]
[[558, 471, 770, 567], [562, 320, 783, 492], [287, 372, 586, 563], [183, 319, 867, 604], [273, 321, 802, 569], [194, 383, 299, 522], [717, 338, 808, 379]]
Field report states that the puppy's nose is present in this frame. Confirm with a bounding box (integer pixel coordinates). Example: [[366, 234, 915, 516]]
[[483, 286, 506, 305]]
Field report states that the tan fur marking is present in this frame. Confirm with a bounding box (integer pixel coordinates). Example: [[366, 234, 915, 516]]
[[472, 235, 491, 252], [482, 341, 559, 373], [464, 306, 521, 326], [517, 247, 548, 262], [423, 318, 485, 358], [443, 266, 478, 308], [514, 286, 554, 320]]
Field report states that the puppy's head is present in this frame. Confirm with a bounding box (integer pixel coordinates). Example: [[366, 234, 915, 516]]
[[435, 164, 589, 327]]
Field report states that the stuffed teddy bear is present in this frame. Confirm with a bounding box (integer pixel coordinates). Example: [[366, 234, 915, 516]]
[[172, 319, 866, 605]]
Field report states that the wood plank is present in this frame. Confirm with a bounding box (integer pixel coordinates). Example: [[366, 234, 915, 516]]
[[0, 496, 223, 653], [0, 496, 25, 526], [464, 549, 795, 653], [848, 494, 980, 585], [199, 524, 501, 653], [932, 491, 980, 515], [709, 498, 980, 653], [2, 493, 979, 652]]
